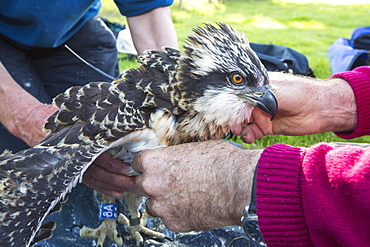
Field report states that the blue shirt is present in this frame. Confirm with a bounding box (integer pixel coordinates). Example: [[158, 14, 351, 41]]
[[0, 0, 173, 48]]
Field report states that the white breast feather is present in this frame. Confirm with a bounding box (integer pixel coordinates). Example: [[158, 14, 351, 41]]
[[193, 88, 253, 128]]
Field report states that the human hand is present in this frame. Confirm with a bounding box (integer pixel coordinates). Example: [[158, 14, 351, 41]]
[[132, 140, 262, 232], [233, 72, 357, 143], [82, 152, 136, 198], [22, 104, 59, 146], [1, 101, 59, 147]]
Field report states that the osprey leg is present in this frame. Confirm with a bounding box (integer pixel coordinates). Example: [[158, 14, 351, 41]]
[[79, 194, 123, 246], [117, 193, 167, 246]]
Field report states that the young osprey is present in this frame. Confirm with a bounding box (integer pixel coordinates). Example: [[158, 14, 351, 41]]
[[0, 23, 277, 247]]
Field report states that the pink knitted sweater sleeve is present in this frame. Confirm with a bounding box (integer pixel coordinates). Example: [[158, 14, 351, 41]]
[[256, 66, 370, 247], [332, 66, 370, 139]]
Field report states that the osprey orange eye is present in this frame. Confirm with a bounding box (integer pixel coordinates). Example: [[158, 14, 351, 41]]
[[230, 73, 244, 84]]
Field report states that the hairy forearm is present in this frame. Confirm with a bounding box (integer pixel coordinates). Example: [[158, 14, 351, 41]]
[[0, 63, 38, 132], [317, 77, 357, 133], [0, 62, 58, 146]]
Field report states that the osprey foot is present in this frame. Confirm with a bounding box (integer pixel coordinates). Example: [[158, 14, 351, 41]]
[[118, 210, 167, 246], [79, 219, 123, 247]]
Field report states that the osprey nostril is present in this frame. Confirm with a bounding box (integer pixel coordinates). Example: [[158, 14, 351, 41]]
[[253, 92, 263, 97]]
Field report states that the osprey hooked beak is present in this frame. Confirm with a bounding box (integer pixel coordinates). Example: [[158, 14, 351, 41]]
[[241, 87, 278, 120]]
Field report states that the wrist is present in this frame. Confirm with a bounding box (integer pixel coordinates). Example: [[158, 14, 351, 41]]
[[0, 66, 40, 137], [333, 67, 370, 139], [0, 93, 58, 145], [241, 161, 267, 246], [190, 141, 262, 228], [0, 94, 38, 135], [232, 148, 263, 226], [318, 78, 356, 133]]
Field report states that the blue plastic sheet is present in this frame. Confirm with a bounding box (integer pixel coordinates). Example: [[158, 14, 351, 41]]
[[38, 184, 254, 247]]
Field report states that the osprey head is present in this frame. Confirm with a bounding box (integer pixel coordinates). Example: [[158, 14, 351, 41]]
[[175, 23, 277, 130]]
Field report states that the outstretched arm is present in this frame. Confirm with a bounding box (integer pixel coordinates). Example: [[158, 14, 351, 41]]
[[234, 71, 357, 143]]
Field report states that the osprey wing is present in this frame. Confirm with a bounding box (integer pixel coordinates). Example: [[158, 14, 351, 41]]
[[0, 47, 182, 247]]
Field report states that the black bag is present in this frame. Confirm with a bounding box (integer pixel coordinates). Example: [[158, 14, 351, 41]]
[[250, 42, 315, 77], [352, 27, 370, 50]]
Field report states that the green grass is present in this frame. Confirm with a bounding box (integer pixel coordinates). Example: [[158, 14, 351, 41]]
[[99, 0, 370, 148]]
